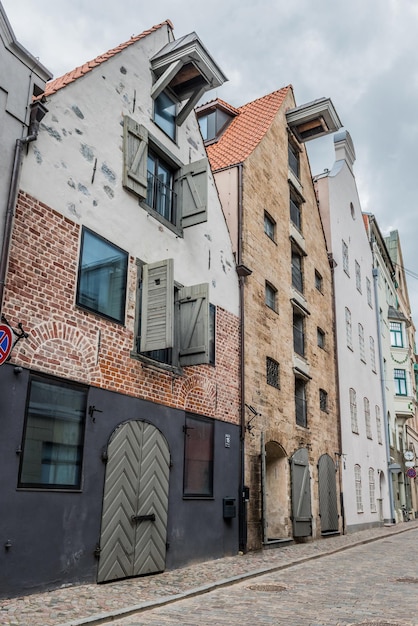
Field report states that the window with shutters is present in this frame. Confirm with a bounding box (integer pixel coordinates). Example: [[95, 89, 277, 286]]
[[76, 228, 128, 324], [122, 116, 209, 234], [133, 258, 214, 369]]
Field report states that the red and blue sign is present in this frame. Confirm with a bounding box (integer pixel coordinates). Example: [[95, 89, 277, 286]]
[[0, 324, 13, 366]]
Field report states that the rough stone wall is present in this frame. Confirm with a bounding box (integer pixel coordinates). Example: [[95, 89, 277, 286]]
[[4, 191, 240, 425], [241, 90, 340, 548]]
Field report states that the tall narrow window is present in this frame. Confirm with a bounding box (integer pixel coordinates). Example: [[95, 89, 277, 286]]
[[183, 414, 214, 497], [154, 91, 176, 140], [288, 141, 300, 178], [394, 369, 407, 395], [355, 260, 362, 292], [342, 240, 349, 275], [376, 405, 383, 444], [366, 277, 373, 307], [77, 228, 128, 324], [358, 323, 365, 362], [370, 336, 376, 372], [350, 387, 358, 433], [345, 307, 353, 349], [293, 310, 305, 356], [354, 464, 363, 513], [147, 150, 177, 224], [19, 375, 87, 489], [315, 270, 323, 293], [265, 282, 278, 312], [319, 389, 328, 412], [390, 322, 403, 347], [291, 249, 303, 293], [317, 327, 325, 349], [290, 192, 302, 231], [368, 468, 377, 513], [364, 397, 372, 439], [264, 211, 276, 241], [295, 377, 307, 427]]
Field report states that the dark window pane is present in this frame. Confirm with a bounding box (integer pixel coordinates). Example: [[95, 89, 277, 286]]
[[293, 312, 304, 356], [146, 151, 176, 224], [288, 142, 300, 177], [19, 377, 87, 489], [264, 212, 275, 240], [290, 197, 301, 230], [154, 92, 176, 139], [77, 229, 128, 323], [183, 414, 214, 497], [295, 378, 307, 427], [292, 251, 303, 293]]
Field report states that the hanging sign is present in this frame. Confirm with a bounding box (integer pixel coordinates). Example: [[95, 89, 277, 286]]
[[0, 324, 13, 366]]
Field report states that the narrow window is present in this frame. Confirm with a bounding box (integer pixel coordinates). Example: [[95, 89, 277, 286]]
[[364, 397, 372, 439], [376, 405, 383, 444], [295, 377, 307, 427], [290, 192, 302, 231], [154, 91, 176, 140], [345, 307, 353, 349], [317, 327, 325, 349], [350, 387, 358, 433], [366, 277, 373, 307], [354, 464, 363, 513], [264, 211, 276, 241], [77, 228, 128, 324], [293, 310, 305, 356], [291, 249, 303, 293], [19, 375, 87, 489], [355, 260, 362, 293], [358, 323, 365, 362], [266, 357, 280, 389], [342, 240, 349, 275], [147, 150, 177, 224], [390, 322, 403, 347], [183, 414, 214, 497], [394, 369, 407, 395], [369, 468, 377, 513], [265, 281, 278, 312], [319, 389, 328, 412], [370, 336, 376, 372], [288, 140, 300, 178], [315, 270, 323, 293]]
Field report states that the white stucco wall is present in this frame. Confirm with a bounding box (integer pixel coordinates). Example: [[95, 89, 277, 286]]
[[19, 26, 239, 316], [316, 134, 391, 528]]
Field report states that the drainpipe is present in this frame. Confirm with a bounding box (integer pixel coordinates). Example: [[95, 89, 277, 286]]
[[372, 266, 396, 524], [236, 162, 251, 553], [0, 101, 48, 315]]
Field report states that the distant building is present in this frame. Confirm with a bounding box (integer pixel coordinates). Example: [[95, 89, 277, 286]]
[[315, 131, 391, 530], [197, 90, 343, 549], [0, 16, 241, 597]]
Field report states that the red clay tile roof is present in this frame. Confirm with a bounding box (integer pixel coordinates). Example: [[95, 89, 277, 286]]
[[42, 20, 174, 98], [206, 86, 291, 171]]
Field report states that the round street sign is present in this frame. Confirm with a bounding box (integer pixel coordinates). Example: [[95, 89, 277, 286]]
[[0, 324, 13, 366], [406, 468, 417, 479]]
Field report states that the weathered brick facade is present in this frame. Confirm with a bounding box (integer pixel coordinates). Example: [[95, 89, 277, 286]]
[[5, 192, 240, 424]]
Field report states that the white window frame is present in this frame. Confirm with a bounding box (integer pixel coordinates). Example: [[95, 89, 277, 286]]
[[358, 323, 365, 362], [350, 387, 358, 433], [345, 307, 353, 349], [342, 240, 349, 275], [364, 397, 372, 439], [355, 464, 363, 513], [355, 260, 361, 293], [368, 468, 377, 513]]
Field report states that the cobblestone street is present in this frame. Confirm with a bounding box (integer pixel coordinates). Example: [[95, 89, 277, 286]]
[[1, 521, 417, 626]]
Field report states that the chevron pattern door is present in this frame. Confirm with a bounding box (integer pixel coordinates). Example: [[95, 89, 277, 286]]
[[98, 421, 170, 583]]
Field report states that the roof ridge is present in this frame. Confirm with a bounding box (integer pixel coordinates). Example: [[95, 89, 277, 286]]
[[42, 20, 173, 98]]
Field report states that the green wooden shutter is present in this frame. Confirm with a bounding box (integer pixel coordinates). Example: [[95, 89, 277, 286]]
[[178, 283, 209, 365], [140, 259, 174, 352], [178, 158, 208, 228], [123, 116, 148, 199]]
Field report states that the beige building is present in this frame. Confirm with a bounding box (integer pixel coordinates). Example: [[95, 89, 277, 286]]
[[197, 88, 343, 549]]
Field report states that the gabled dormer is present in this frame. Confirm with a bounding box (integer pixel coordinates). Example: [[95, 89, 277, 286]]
[[195, 99, 239, 144]]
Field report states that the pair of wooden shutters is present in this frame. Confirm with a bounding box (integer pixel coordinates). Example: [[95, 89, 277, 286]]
[[122, 116, 209, 228], [140, 258, 210, 366]]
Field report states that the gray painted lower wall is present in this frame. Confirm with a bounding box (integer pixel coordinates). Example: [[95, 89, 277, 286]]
[[0, 364, 240, 598]]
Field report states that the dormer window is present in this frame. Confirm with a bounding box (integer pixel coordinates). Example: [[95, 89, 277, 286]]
[[197, 104, 236, 143]]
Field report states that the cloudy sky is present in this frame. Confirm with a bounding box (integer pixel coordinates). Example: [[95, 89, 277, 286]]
[[3, 0, 418, 322]]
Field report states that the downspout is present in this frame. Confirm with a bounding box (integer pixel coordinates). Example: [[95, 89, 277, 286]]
[[372, 265, 396, 524], [0, 101, 48, 315]]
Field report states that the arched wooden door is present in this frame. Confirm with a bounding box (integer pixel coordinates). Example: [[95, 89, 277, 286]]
[[98, 420, 170, 583], [290, 447, 312, 538]]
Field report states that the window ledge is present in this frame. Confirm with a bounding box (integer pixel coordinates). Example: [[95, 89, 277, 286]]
[[139, 200, 183, 238], [130, 350, 183, 376]]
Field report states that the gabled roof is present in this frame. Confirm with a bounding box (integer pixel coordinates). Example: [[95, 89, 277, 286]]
[[205, 86, 291, 171], [43, 20, 173, 98]]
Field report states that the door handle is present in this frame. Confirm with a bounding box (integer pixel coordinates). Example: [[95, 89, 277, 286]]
[[131, 513, 156, 523]]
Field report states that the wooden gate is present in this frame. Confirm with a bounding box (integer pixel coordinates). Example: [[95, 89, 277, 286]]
[[98, 420, 170, 583], [290, 448, 312, 538]]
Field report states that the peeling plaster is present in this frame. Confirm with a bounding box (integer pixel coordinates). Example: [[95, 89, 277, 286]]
[[67, 178, 76, 189], [41, 124, 62, 142], [80, 144, 95, 162], [67, 203, 81, 219], [77, 183, 89, 196], [120, 66, 127, 74], [33, 147, 42, 164], [75, 129, 83, 135], [187, 136, 198, 150], [115, 82, 125, 94], [103, 185, 114, 199], [101, 163, 116, 184], [51, 114, 59, 123]]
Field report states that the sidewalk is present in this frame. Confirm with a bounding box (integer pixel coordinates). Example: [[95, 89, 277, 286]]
[[2, 520, 418, 626]]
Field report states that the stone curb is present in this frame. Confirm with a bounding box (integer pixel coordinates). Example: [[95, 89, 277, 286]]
[[57, 522, 418, 626]]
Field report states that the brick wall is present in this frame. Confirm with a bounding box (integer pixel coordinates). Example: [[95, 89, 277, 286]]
[[4, 191, 240, 425]]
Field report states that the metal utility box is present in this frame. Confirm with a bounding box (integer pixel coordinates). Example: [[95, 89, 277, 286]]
[[223, 497, 236, 519]]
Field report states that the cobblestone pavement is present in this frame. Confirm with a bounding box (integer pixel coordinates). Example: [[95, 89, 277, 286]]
[[110, 525, 418, 626], [1, 521, 417, 626]]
